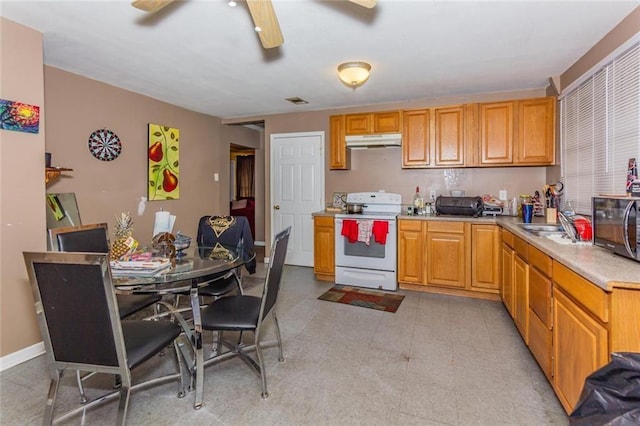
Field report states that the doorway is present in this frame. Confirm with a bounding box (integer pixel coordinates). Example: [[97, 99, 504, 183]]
[[270, 131, 325, 267]]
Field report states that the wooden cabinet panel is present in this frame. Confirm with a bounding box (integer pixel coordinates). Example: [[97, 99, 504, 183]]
[[501, 243, 515, 317], [402, 109, 430, 167], [374, 111, 401, 133], [514, 235, 529, 261], [427, 220, 465, 233], [313, 216, 335, 280], [516, 97, 555, 164], [329, 115, 349, 170], [553, 288, 609, 413], [529, 267, 552, 327], [345, 113, 372, 135], [398, 220, 425, 284], [554, 261, 609, 323], [434, 106, 465, 166], [479, 101, 514, 164], [514, 254, 529, 343], [345, 111, 401, 135], [426, 230, 467, 288], [529, 308, 552, 381], [529, 245, 552, 278], [502, 228, 515, 248], [471, 224, 500, 292]]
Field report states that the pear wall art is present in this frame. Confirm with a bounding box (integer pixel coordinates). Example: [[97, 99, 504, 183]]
[[148, 123, 180, 200]]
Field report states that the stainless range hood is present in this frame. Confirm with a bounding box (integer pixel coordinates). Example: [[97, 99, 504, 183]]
[[345, 133, 402, 149]]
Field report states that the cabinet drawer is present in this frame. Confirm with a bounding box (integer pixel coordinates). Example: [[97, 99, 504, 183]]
[[427, 221, 465, 233], [514, 236, 529, 261], [529, 267, 552, 327], [553, 261, 609, 323], [501, 228, 514, 248], [398, 219, 423, 232], [528, 308, 552, 381], [529, 245, 552, 277], [314, 216, 334, 227]]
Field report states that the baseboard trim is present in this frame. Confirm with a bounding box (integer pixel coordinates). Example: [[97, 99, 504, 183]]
[[0, 341, 44, 372]]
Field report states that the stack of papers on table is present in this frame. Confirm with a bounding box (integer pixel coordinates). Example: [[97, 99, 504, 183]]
[[110, 259, 172, 276]]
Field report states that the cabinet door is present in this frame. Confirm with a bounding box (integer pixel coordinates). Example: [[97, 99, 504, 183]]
[[479, 101, 514, 164], [553, 289, 609, 413], [345, 113, 372, 135], [402, 109, 430, 168], [329, 115, 349, 170], [434, 106, 465, 166], [529, 308, 552, 381], [426, 231, 466, 288], [374, 111, 401, 133], [313, 216, 335, 278], [516, 97, 555, 164], [471, 224, 500, 292], [513, 254, 529, 343], [398, 220, 425, 284], [501, 243, 514, 317]]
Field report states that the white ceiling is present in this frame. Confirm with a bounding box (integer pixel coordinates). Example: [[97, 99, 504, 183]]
[[1, 1, 638, 120]]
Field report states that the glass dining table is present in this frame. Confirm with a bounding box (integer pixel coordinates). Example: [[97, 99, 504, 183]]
[[111, 242, 256, 409]]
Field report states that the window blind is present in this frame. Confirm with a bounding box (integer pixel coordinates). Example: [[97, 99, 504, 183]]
[[560, 41, 640, 215]]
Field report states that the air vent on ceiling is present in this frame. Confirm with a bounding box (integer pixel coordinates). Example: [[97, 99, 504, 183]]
[[285, 97, 309, 105]]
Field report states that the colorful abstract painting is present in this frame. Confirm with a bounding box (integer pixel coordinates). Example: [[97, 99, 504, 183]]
[[148, 123, 180, 200], [0, 99, 40, 133]]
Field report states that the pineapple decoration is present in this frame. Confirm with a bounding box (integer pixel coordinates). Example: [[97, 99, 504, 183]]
[[111, 212, 137, 260]]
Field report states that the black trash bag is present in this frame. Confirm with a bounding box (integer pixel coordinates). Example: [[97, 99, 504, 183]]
[[569, 352, 640, 426]]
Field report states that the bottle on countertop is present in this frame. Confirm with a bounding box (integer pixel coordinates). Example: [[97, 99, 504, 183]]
[[413, 186, 424, 214]]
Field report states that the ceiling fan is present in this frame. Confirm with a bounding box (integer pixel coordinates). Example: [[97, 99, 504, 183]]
[[131, 0, 376, 49]]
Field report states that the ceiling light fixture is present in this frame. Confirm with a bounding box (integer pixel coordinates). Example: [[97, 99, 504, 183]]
[[337, 61, 371, 88], [228, 0, 237, 7]]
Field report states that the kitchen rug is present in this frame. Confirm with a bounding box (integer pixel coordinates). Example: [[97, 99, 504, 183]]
[[317, 285, 404, 313]]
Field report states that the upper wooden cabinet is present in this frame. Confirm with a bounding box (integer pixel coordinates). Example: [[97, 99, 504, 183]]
[[516, 97, 556, 164], [345, 111, 401, 135], [434, 105, 466, 167], [479, 101, 514, 165], [402, 109, 430, 168], [479, 97, 555, 166], [329, 115, 350, 170]]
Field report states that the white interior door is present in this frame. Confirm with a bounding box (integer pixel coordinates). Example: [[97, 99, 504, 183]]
[[270, 132, 324, 266]]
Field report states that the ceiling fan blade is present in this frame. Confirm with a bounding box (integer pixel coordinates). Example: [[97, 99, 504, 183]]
[[348, 0, 376, 8], [246, 0, 284, 49], [131, 0, 174, 13]]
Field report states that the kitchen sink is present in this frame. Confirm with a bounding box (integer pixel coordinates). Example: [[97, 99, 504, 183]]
[[516, 223, 566, 237]]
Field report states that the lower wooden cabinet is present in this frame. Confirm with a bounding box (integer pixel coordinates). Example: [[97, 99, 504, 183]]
[[398, 220, 425, 284], [471, 224, 500, 292], [528, 265, 553, 380], [426, 222, 468, 288], [501, 241, 515, 316], [313, 216, 335, 281], [513, 254, 529, 343], [553, 288, 608, 413]]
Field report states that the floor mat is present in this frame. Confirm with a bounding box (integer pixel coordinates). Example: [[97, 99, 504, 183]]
[[317, 285, 404, 313]]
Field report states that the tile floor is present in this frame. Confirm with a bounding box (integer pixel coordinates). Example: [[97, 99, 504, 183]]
[[0, 262, 568, 425]]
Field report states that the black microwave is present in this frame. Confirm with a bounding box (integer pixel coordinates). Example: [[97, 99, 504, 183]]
[[592, 196, 639, 262]]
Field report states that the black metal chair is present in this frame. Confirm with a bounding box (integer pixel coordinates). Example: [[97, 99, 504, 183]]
[[22, 251, 189, 425], [193, 226, 290, 408], [50, 223, 162, 319]]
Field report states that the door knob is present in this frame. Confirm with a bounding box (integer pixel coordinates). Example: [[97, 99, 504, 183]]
[[274, 205, 280, 210]]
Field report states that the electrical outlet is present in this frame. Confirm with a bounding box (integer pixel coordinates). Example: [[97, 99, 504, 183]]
[[499, 190, 508, 201], [429, 190, 436, 201]]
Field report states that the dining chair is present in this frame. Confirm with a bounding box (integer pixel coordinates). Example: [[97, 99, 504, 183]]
[[192, 226, 290, 408], [50, 223, 162, 320], [50, 223, 163, 402], [22, 251, 189, 425]]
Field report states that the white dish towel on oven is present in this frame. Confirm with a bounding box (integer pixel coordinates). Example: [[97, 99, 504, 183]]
[[357, 220, 373, 245]]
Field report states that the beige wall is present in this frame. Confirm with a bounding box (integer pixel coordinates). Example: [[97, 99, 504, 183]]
[[43, 66, 228, 242], [0, 18, 46, 358]]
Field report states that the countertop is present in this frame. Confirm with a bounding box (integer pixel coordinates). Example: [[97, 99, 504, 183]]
[[314, 209, 640, 291]]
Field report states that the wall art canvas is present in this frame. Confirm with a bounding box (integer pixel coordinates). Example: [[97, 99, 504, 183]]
[[0, 99, 40, 133], [148, 123, 180, 200]]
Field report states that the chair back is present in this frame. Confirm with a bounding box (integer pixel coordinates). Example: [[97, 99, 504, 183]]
[[23, 251, 126, 373], [196, 215, 256, 273], [258, 227, 290, 322], [50, 223, 110, 253]]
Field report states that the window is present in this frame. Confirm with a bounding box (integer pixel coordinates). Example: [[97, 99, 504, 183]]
[[560, 40, 640, 214]]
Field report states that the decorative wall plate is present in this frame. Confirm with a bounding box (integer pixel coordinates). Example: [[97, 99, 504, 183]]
[[88, 128, 122, 161]]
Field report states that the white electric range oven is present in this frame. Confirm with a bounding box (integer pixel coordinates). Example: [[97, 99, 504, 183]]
[[334, 192, 401, 291]]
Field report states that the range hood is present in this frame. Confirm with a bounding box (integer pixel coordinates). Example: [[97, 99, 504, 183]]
[[345, 133, 402, 149]]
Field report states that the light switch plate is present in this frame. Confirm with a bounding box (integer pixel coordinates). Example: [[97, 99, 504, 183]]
[[499, 190, 507, 201]]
